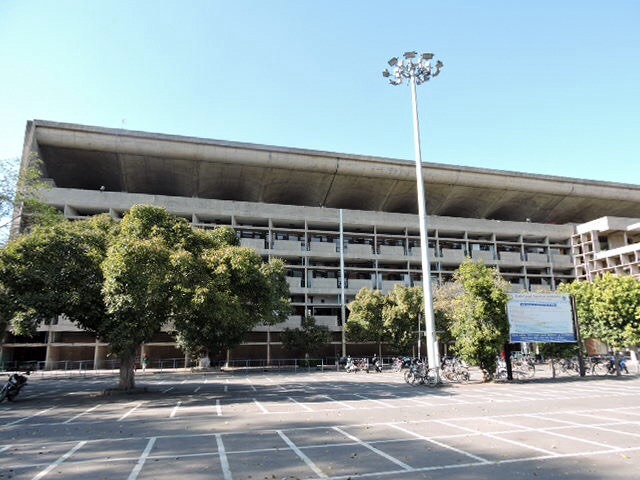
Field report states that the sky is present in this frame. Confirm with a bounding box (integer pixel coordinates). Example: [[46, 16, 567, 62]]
[[1, 1, 639, 185]]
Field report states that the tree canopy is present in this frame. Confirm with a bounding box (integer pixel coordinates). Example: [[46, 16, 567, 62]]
[[345, 288, 388, 358], [447, 260, 510, 380], [559, 273, 640, 349], [383, 285, 423, 353], [1, 156, 63, 245], [280, 316, 331, 359], [0, 205, 290, 390]]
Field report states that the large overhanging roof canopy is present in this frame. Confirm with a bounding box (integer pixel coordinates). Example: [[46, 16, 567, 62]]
[[24, 120, 640, 224]]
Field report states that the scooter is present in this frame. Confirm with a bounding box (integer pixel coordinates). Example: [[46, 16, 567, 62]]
[[0, 370, 30, 402]]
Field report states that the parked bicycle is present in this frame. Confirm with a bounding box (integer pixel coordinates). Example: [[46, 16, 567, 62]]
[[440, 356, 470, 383]]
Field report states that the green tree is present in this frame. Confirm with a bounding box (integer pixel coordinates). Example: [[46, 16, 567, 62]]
[[383, 285, 423, 354], [172, 246, 291, 361], [345, 288, 387, 358], [448, 260, 510, 381], [1, 156, 62, 244], [559, 274, 640, 349], [0, 205, 289, 391], [100, 206, 191, 388], [433, 282, 462, 347], [280, 316, 331, 360]]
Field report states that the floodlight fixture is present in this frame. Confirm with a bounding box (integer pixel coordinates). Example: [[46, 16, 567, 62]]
[[404, 51, 417, 59], [388, 57, 398, 67]]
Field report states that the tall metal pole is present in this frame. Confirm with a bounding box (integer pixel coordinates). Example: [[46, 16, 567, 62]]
[[409, 75, 439, 371], [339, 208, 347, 357], [383, 52, 443, 371]]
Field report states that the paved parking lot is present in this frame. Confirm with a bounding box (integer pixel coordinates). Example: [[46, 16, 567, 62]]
[[1, 369, 639, 479]]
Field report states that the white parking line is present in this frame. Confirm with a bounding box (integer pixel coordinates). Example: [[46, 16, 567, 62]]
[[333, 426, 413, 471], [32, 440, 86, 480], [246, 378, 257, 391], [194, 386, 201, 393], [63, 404, 102, 424], [170, 401, 182, 418], [216, 399, 222, 416], [323, 395, 355, 409], [277, 430, 326, 477], [389, 423, 490, 464], [161, 386, 174, 394], [288, 396, 313, 412], [127, 437, 156, 480], [253, 398, 269, 413], [436, 419, 558, 456], [216, 434, 232, 480], [5, 407, 54, 427], [118, 402, 143, 422]]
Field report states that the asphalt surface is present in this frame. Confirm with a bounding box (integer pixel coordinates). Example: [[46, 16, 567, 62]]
[[0, 366, 639, 479]]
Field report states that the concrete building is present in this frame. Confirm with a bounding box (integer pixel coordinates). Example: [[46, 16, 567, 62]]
[[4, 120, 640, 367]]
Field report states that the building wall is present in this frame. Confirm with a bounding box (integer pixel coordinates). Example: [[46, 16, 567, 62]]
[[1, 187, 578, 365]]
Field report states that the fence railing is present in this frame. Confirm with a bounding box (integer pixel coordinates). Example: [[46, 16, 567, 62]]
[[0, 356, 398, 376]]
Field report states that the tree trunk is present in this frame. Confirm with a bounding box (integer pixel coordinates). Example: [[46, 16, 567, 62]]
[[118, 352, 136, 391]]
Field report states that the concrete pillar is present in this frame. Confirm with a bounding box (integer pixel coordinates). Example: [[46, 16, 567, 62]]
[[93, 341, 109, 370], [44, 330, 55, 370]]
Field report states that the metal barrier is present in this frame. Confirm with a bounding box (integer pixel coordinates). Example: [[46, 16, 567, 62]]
[[0, 356, 396, 375]]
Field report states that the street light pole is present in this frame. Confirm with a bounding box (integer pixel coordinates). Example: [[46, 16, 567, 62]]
[[383, 51, 443, 372]]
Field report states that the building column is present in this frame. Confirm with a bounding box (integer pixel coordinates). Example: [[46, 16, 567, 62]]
[[93, 340, 109, 370]]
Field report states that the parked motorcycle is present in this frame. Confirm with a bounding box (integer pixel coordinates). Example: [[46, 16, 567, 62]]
[[0, 370, 30, 402], [367, 355, 382, 373]]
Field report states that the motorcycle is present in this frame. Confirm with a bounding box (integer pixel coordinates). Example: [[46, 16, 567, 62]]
[[367, 356, 382, 373], [0, 370, 31, 402]]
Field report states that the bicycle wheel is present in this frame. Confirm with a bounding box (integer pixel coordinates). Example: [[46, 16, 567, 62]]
[[404, 370, 416, 385], [523, 363, 535, 378], [425, 368, 440, 387], [456, 368, 470, 383], [593, 362, 609, 376]]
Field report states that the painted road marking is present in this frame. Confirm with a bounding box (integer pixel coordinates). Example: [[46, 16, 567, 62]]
[[277, 430, 326, 477], [216, 434, 232, 480], [32, 440, 86, 480], [118, 402, 143, 422], [63, 404, 102, 424], [170, 401, 182, 418], [127, 437, 156, 480]]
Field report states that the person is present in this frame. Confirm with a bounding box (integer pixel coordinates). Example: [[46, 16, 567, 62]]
[[142, 353, 149, 372]]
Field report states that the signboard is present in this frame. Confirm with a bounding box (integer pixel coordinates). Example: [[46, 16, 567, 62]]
[[507, 293, 576, 343]]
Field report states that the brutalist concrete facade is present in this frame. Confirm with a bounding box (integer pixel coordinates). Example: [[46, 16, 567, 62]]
[[4, 120, 640, 367]]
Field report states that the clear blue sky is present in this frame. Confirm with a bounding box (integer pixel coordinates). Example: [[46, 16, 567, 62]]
[[1, 1, 639, 184]]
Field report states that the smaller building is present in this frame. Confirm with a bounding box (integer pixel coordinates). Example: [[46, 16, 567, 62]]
[[573, 216, 640, 281]]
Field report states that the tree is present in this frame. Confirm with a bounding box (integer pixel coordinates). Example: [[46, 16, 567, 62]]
[[100, 206, 190, 389], [383, 285, 423, 354], [172, 245, 291, 361], [1, 156, 62, 245], [0, 215, 115, 338], [0, 205, 289, 391], [345, 288, 388, 358], [280, 316, 331, 360], [448, 260, 510, 381], [559, 274, 640, 349], [433, 282, 463, 347]]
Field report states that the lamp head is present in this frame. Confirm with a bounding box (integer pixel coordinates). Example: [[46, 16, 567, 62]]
[[421, 53, 434, 60], [388, 57, 398, 67], [403, 51, 417, 60], [382, 69, 390, 78]]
